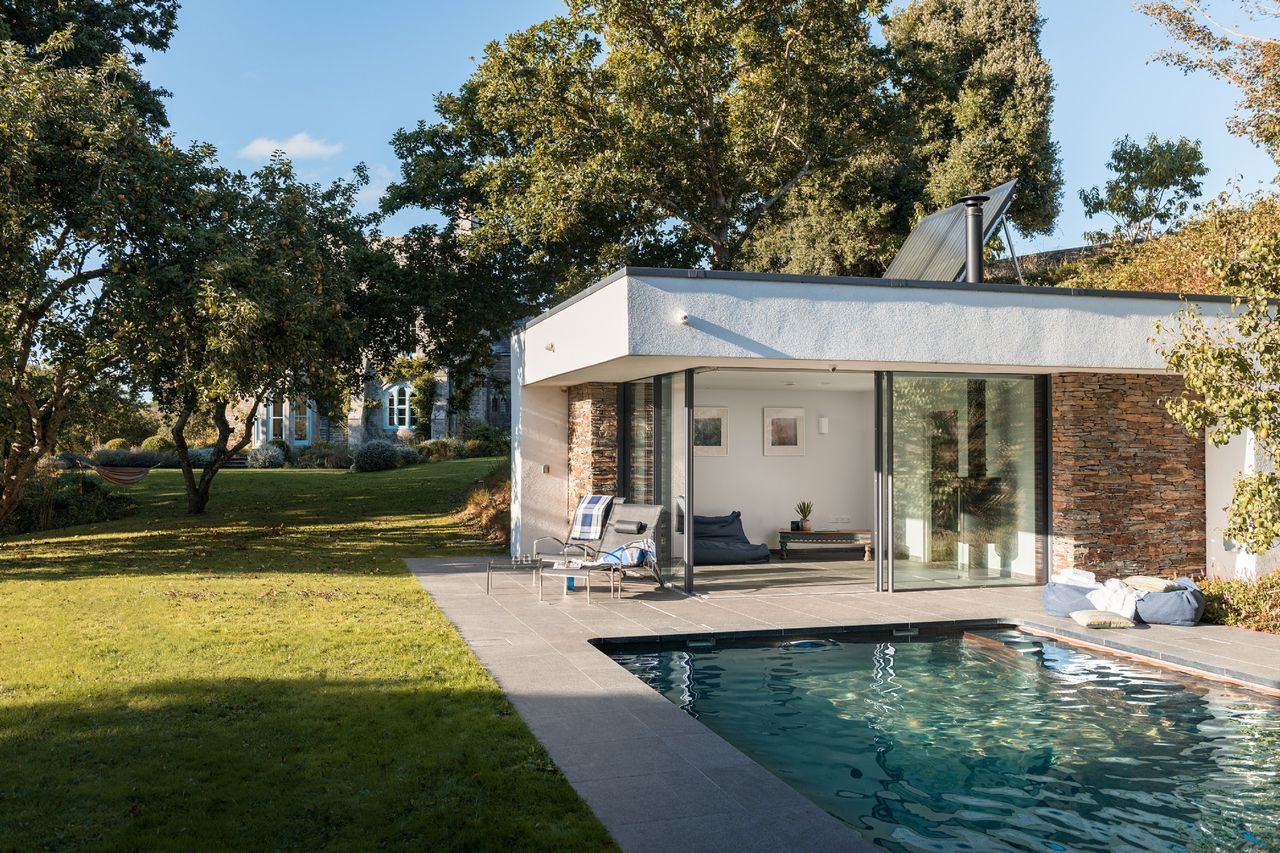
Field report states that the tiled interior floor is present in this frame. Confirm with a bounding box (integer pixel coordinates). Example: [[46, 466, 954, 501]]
[[408, 556, 1280, 853]]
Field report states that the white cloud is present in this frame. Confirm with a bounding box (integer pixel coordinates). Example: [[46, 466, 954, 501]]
[[238, 131, 343, 162]]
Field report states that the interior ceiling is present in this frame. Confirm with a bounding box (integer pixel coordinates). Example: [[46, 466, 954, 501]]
[[695, 369, 875, 391]]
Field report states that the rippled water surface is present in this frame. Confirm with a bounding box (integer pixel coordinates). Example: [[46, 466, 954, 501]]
[[611, 630, 1280, 852]]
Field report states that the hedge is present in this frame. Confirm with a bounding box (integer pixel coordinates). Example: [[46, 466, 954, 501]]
[[1201, 574, 1280, 634]]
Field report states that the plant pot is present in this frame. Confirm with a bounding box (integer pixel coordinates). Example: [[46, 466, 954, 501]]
[[799, 520, 813, 532]]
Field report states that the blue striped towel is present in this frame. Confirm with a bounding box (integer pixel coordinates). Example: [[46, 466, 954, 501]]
[[569, 494, 613, 541]]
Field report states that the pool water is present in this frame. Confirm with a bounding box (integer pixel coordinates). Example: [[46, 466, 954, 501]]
[[610, 629, 1280, 852]]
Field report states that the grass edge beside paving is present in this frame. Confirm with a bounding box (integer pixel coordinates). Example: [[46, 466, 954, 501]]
[[0, 462, 617, 851]]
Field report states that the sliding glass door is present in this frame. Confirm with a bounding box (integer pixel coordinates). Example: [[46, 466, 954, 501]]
[[883, 373, 1046, 590], [621, 371, 692, 591]]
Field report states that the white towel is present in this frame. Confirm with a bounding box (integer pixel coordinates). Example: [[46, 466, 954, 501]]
[[1086, 578, 1145, 620], [1051, 568, 1099, 588]]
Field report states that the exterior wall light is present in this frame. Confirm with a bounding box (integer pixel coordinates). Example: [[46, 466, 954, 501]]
[[676, 311, 690, 325]]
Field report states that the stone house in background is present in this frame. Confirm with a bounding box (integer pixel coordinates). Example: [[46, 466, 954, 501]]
[[250, 340, 511, 450]]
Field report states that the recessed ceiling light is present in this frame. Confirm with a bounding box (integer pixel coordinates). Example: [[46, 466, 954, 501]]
[[783, 381, 796, 386]]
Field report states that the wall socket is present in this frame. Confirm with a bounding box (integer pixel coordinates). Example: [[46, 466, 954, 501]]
[[829, 515, 852, 525]]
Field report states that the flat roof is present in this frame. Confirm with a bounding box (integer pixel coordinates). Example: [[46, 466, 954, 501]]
[[522, 266, 1234, 330]]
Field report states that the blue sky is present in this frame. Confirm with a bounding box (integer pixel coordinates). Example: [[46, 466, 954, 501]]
[[143, 0, 1277, 256]]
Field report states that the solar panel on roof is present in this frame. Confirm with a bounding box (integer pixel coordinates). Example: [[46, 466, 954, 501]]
[[882, 179, 1018, 283]]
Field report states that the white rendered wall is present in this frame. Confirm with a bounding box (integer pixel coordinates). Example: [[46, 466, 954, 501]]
[[693, 388, 875, 549], [1205, 430, 1280, 579], [518, 272, 1231, 386], [510, 332, 569, 555]]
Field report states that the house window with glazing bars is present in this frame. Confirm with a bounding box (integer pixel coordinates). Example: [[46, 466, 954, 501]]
[[385, 384, 416, 429], [269, 399, 285, 441]]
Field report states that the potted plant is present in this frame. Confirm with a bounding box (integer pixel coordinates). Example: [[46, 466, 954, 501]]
[[794, 501, 814, 532]]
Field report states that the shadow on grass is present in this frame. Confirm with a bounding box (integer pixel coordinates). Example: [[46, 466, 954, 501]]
[[0, 462, 508, 581], [0, 677, 614, 851]]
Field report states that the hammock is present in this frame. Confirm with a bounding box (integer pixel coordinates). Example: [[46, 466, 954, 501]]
[[92, 465, 154, 486], [63, 456, 156, 486]]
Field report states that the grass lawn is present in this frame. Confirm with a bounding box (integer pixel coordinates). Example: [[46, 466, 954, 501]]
[[0, 461, 615, 851]]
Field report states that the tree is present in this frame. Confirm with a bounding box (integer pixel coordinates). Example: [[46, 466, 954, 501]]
[[0, 33, 188, 523], [122, 157, 392, 514], [1079, 134, 1208, 243], [0, 0, 179, 123], [744, 0, 1063, 276], [1142, 0, 1280, 167], [1157, 228, 1280, 554]]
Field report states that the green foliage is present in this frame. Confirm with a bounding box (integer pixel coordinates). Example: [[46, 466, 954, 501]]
[[1142, 1, 1280, 167], [246, 445, 285, 470], [458, 417, 511, 456], [0, 33, 190, 523], [91, 448, 175, 468], [420, 438, 465, 462], [56, 380, 161, 453], [1157, 219, 1280, 553], [0, 471, 136, 537], [396, 445, 421, 466], [1201, 574, 1280, 634], [1079, 134, 1207, 243], [0, 0, 179, 124], [140, 434, 175, 451], [794, 500, 814, 520], [104, 439, 129, 450], [294, 442, 353, 470], [267, 438, 293, 465], [385, 356, 438, 440], [352, 440, 400, 472], [1058, 192, 1280, 293]]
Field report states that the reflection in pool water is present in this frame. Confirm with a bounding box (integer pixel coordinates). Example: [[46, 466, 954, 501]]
[[611, 630, 1280, 852]]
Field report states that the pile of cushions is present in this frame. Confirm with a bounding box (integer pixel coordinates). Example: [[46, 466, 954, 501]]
[[1043, 573, 1206, 628], [692, 511, 771, 565]]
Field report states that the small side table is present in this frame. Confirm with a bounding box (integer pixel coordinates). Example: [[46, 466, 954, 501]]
[[778, 529, 874, 561], [486, 555, 544, 594], [539, 561, 597, 603]]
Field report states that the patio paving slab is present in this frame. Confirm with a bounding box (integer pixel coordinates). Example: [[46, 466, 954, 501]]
[[408, 556, 1280, 851]]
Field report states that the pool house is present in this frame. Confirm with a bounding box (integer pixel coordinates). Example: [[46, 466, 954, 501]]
[[508, 261, 1280, 596]]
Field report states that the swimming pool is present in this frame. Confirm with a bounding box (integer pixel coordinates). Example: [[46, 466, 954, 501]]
[[607, 628, 1280, 852]]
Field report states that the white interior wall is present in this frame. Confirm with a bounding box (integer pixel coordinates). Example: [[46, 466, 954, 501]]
[[692, 386, 875, 550], [1205, 430, 1280, 579]]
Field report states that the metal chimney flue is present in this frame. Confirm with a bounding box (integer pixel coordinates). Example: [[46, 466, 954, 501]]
[[960, 194, 989, 284]]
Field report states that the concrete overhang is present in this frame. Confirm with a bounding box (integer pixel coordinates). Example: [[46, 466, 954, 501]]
[[517, 267, 1233, 387]]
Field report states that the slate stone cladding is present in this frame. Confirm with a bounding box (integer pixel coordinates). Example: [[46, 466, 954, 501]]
[[1051, 373, 1205, 580], [567, 383, 619, 515]]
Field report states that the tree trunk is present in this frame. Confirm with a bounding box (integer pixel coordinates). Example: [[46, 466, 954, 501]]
[[173, 396, 261, 515], [0, 384, 71, 524]]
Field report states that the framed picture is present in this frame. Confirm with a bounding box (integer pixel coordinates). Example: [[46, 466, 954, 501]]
[[763, 407, 805, 456], [693, 407, 729, 456]]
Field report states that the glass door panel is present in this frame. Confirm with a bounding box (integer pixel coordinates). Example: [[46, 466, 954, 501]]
[[890, 374, 1042, 590]]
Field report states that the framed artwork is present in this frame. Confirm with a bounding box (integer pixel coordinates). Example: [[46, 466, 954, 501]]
[[763, 407, 805, 456], [693, 407, 729, 456]]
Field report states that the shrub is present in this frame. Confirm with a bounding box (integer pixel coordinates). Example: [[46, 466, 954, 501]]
[[352, 440, 399, 472], [460, 464, 511, 546], [421, 438, 464, 462], [91, 448, 178, 468], [458, 418, 511, 457], [267, 438, 294, 464], [295, 442, 353, 469], [104, 438, 129, 450], [0, 471, 136, 537], [140, 434, 175, 451], [1201, 575, 1280, 635], [187, 447, 216, 468], [246, 445, 286, 469], [396, 444, 421, 466]]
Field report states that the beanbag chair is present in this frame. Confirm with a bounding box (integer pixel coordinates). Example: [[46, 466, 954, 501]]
[[693, 511, 771, 565], [1043, 582, 1097, 617], [1134, 578, 1206, 627]]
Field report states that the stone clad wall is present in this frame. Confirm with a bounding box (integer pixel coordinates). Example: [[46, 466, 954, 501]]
[[567, 383, 618, 515], [1051, 373, 1205, 580]]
